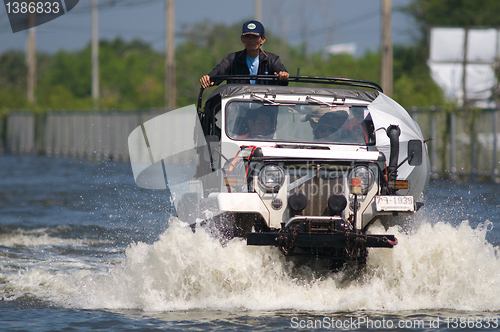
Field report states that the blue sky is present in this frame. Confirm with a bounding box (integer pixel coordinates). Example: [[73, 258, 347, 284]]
[[0, 0, 416, 56]]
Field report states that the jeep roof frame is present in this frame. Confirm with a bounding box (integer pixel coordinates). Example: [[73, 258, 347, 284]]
[[197, 75, 383, 110]]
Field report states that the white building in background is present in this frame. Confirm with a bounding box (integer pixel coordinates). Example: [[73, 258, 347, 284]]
[[324, 43, 357, 56], [428, 27, 500, 107]]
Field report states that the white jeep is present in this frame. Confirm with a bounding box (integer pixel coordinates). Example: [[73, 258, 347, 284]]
[[129, 75, 430, 267]]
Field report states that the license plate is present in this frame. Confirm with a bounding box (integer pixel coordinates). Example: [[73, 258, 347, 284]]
[[375, 195, 414, 212]]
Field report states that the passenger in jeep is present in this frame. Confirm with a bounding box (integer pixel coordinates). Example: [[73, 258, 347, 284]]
[[239, 107, 275, 138], [313, 111, 349, 140]]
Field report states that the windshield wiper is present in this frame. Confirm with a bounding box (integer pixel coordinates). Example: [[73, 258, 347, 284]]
[[306, 95, 344, 107], [250, 93, 295, 106]]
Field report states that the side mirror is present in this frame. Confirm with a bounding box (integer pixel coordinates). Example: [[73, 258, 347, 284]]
[[407, 140, 422, 166]]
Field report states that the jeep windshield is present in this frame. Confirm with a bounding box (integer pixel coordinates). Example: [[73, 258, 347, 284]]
[[225, 101, 375, 145]]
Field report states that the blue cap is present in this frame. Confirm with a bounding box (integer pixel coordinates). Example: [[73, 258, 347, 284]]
[[242, 20, 265, 37]]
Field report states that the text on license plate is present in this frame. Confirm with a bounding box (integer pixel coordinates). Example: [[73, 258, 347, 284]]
[[375, 196, 414, 212]]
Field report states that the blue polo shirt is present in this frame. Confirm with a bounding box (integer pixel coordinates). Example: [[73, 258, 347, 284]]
[[246, 55, 259, 84]]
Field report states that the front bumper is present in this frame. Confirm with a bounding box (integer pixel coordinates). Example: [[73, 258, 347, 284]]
[[247, 231, 397, 248]]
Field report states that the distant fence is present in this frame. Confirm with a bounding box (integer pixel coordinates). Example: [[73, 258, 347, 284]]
[[410, 107, 499, 181], [0, 110, 167, 163], [1, 107, 500, 180]]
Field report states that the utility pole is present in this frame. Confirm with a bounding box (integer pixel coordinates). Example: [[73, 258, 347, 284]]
[[301, 1, 308, 57], [165, 0, 176, 110], [92, 0, 99, 109], [255, 0, 262, 22], [381, 0, 393, 96], [27, 10, 36, 104]]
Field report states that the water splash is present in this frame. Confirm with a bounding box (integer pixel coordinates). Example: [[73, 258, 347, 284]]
[[0, 228, 104, 247], [2, 219, 499, 312]]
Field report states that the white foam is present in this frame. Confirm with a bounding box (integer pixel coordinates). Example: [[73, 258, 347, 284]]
[[2, 219, 500, 312], [0, 229, 105, 247]]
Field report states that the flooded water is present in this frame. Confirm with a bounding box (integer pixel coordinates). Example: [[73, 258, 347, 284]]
[[1, 154, 500, 331]]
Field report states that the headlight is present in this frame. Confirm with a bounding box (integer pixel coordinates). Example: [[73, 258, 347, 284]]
[[258, 164, 285, 192], [349, 166, 374, 195]]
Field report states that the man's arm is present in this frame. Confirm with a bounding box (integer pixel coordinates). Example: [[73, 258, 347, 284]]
[[269, 54, 289, 86]]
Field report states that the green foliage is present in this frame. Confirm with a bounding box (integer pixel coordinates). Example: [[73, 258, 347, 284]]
[[405, 0, 500, 26], [403, 0, 500, 42], [0, 51, 28, 111], [392, 44, 444, 108], [176, 22, 246, 107], [0, 51, 26, 90], [99, 38, 164, 109], [0, 87, 27, 112], [36, 38, 165, 110], [0, 20, 446, 111]]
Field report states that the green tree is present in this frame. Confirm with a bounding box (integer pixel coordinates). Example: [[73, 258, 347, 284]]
[[392, 44, 444, 108], [404, 0, 500, 35], [176, 22, 247, 107], [35, 38, 165, 110], [0, 18, 448, 111], [99, 38, 164, 109], [402, 0, 500, 54], [37, 48, 92, 109], [0, 51, 28, 111]]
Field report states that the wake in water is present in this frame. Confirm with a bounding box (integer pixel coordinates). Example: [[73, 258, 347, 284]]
[[2, 216, 499, 312]]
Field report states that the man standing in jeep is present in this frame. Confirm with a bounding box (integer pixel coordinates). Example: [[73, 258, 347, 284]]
[[199, 20, 289, 88]]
